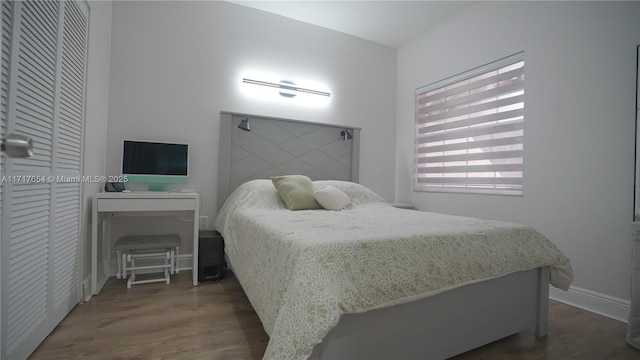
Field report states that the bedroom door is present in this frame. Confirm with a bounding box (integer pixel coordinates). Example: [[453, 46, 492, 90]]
[[0, 1, 88, 359]]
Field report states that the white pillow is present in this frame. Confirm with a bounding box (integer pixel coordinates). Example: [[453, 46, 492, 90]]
[[314, 185, 351, 211]]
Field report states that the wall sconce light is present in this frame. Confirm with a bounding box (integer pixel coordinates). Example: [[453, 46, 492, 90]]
[[341, 129, 353, 141], [238, 118, 251, 131], [242, 78, 331, 98]]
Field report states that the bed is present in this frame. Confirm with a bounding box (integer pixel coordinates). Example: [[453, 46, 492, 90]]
[[214, 178, 573, 360]]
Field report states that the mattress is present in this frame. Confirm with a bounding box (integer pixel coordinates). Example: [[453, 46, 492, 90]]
[[214, 179, 573, 360]]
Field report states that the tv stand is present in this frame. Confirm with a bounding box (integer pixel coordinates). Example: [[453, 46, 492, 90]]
[[91, 191, 200, 295]]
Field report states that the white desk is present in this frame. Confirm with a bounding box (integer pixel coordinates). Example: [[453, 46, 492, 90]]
[[91, 192, 200, 295]]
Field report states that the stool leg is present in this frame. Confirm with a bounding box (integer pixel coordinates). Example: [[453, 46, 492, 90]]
[[129, 253, 136, 283], [122, 252, 128, 279], [170, 249, 175, 275], [165, 250, 170, 284], [175, 246, 180, 274], [127, 254, 132, 289]]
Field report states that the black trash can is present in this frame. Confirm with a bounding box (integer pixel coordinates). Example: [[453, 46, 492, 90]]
[[198, 230, 226, 283]]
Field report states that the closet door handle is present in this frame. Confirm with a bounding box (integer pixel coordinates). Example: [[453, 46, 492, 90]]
[[1, 133, 33, 158]]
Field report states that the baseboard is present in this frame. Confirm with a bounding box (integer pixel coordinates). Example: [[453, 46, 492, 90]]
[[549, 285, 630, 323], [176, 254, 193, 272], [82, 275, 92, 303]]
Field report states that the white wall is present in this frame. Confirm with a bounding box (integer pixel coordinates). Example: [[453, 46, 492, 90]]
[[105, 1, 397, 243], [81, 1, 112, 294], [397, 1, 640, 319]]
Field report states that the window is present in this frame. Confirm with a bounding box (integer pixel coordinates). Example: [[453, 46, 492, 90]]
[[414, 52, 525, 196]]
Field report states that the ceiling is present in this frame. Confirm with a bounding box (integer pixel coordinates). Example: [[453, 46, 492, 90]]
[[229, 1, 477, 48]]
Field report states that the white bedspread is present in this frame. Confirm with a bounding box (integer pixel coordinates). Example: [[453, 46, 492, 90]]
[[215, 180, 573, 360]]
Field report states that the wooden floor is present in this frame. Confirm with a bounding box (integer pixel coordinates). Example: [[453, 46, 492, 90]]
[[29, 272, 639, 360]]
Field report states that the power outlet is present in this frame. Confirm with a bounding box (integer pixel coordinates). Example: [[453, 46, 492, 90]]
[[199, 216, 208, 230]]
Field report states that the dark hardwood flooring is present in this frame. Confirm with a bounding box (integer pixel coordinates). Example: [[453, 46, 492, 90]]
[[29, 272, 639, 359]]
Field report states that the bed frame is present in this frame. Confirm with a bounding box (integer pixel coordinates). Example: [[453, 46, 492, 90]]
[[310, 268, 549, 359], [217, 112, 551, 359]]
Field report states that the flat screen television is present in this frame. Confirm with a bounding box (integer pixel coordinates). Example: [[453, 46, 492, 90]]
[[122, 140, 189, 191]]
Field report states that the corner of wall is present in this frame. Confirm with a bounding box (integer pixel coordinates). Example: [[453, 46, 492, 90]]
[[82, 0, 113, 285]]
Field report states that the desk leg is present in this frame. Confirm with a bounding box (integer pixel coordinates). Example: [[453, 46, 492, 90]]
[[91, 204, 97, 295], [193, 204, 199, 286], [91, 213, 110, 296], [103, 218, 112, 279]]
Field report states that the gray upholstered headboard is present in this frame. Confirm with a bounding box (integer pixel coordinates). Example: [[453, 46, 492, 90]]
[[217, 111, 361, 209]]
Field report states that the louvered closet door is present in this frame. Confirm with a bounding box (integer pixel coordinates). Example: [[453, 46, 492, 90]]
[[0, 1, 6, 355], [0, 1, 88, 359]]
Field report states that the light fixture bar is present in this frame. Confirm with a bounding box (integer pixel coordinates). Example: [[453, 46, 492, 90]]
[[242, 78, 331, 97]]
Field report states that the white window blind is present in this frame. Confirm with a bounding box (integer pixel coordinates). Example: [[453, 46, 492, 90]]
[[414, 52, 525, 195]]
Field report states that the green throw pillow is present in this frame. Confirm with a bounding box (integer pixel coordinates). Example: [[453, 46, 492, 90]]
[[272, 175, 322, 210]]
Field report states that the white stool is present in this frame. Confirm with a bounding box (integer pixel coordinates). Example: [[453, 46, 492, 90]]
[[114, 234, 181, 288]]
